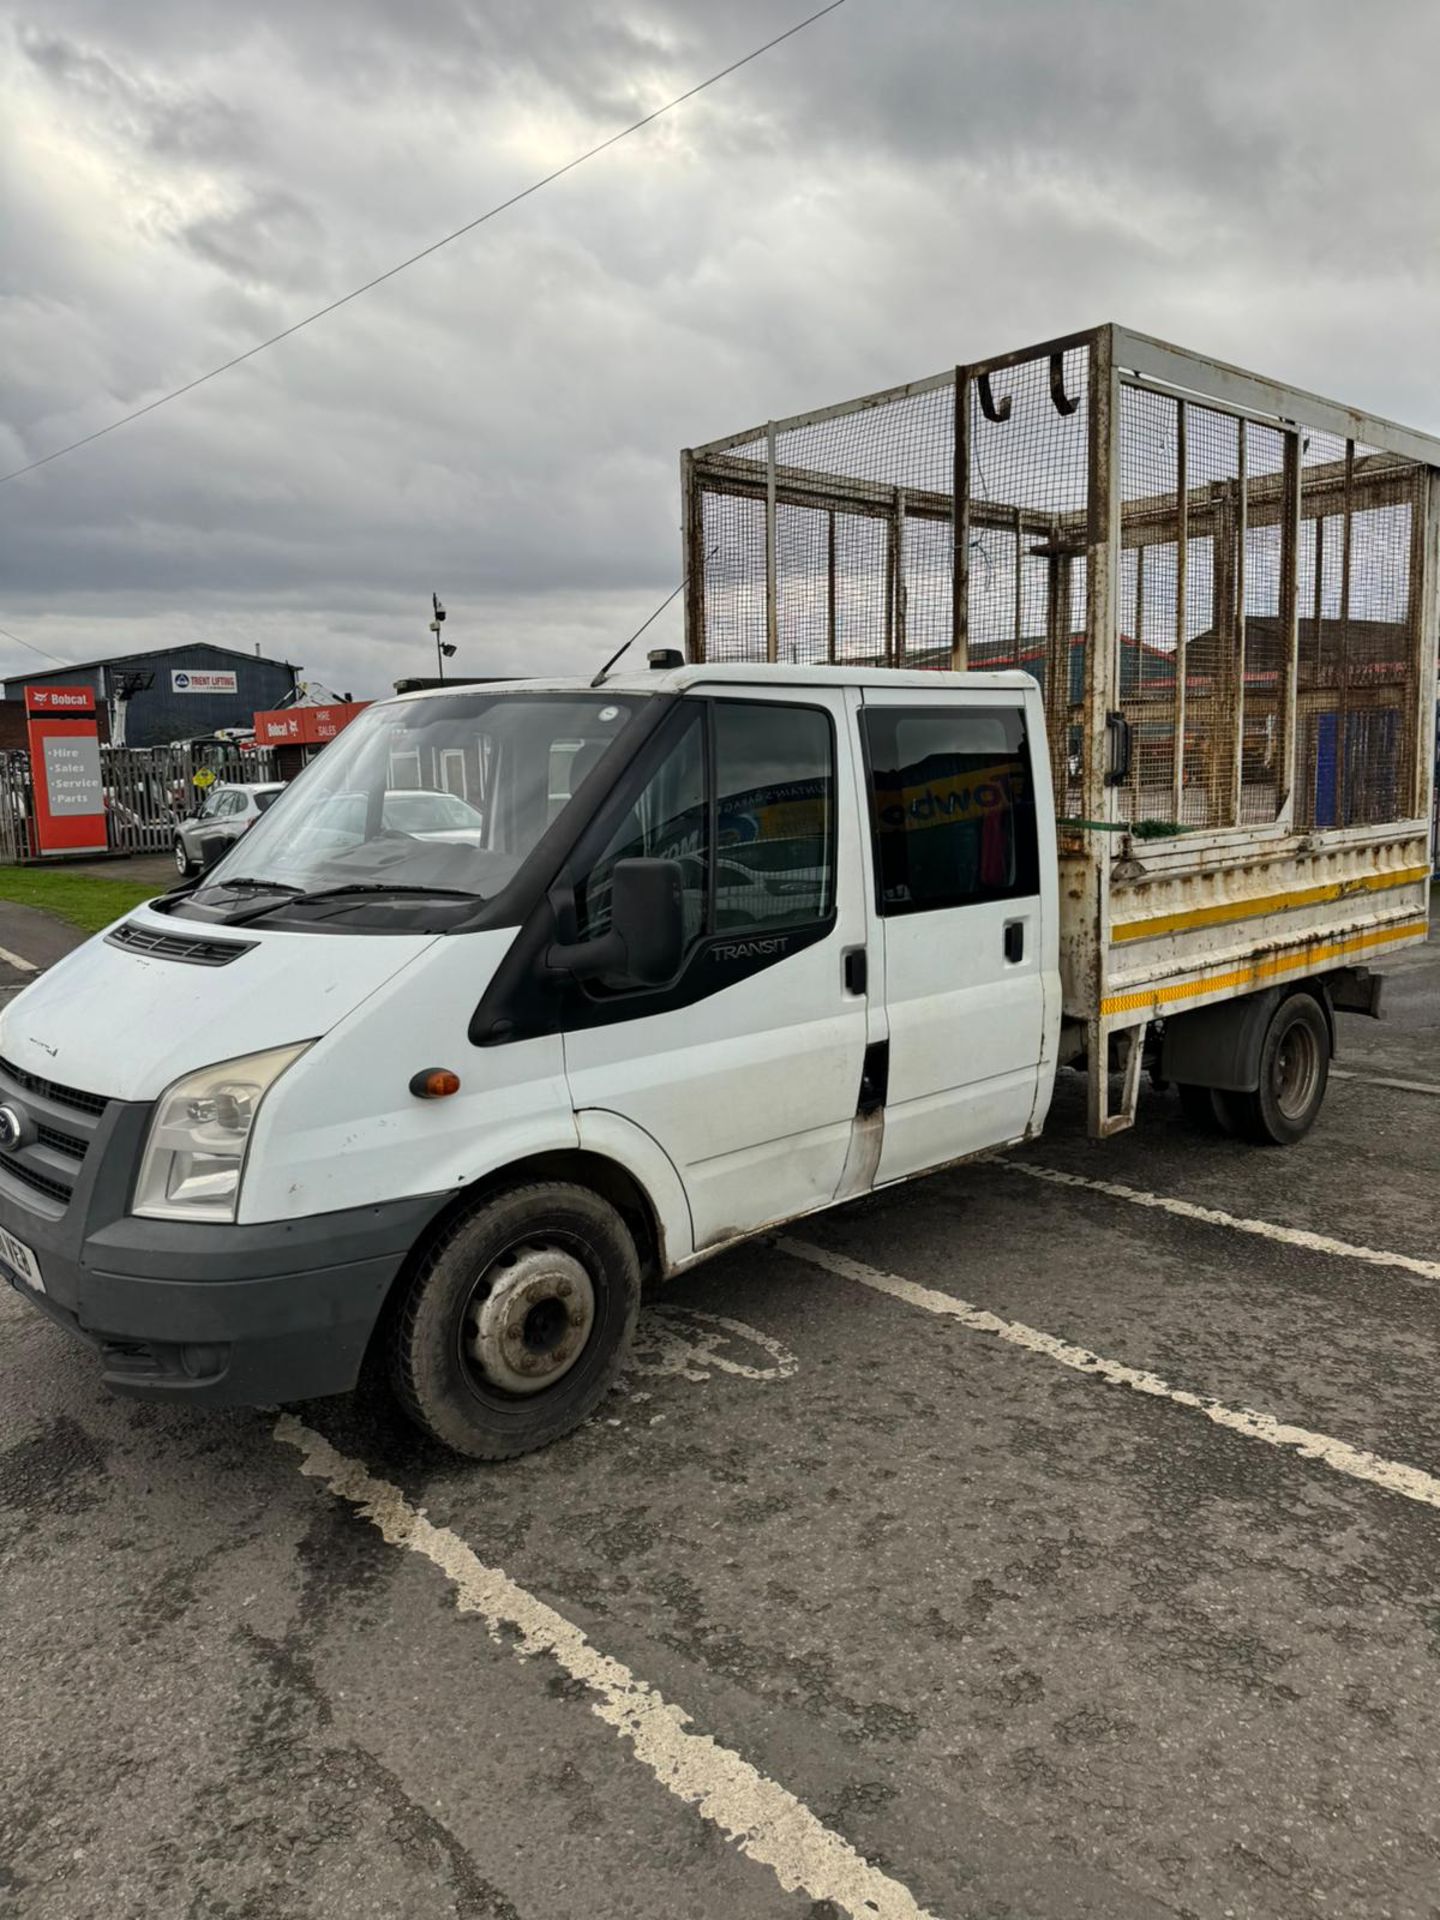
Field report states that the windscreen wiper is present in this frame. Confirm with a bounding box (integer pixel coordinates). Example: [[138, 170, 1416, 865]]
[[212, 876, 307, 895], [216, 879, 478, 925], [285, 882, 478, 904]]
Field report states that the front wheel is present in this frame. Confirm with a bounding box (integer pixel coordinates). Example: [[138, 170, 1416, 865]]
[[1226, 993, 1330, 1146], [389, 1181, 641, 1459], [173, 837, 196, 877]]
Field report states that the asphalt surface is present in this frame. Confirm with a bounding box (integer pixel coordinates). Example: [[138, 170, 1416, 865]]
[[2, 903, 1440, 1919]]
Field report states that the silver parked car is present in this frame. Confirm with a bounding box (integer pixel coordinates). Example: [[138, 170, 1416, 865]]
[[173, 782, 286, 877]]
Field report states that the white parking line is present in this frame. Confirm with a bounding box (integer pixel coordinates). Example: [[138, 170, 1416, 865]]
[[629, 1306, 800, 1383], [274, 1415, 938, 1920], [1002, 1160, 1440, 1286], [0, 946, 37, 975], [779, 1239, 1440, 1513], [1332, 1067, 1440, 1097]]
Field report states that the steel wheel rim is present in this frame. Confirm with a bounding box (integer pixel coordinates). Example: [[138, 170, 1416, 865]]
[[460, 1241, 596, 1398], [1274, 1021, 1321, 1120]]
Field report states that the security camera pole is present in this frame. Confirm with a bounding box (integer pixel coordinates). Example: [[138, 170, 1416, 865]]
[[430, 592, 456, 683]]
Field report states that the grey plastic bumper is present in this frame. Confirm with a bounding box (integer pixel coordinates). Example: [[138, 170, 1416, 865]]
[[0, 1100, 450, 1406]]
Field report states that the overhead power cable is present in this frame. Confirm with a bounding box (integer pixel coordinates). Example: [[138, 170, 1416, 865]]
[[1, 1, 847, 488], [0, 624, 70, 666]]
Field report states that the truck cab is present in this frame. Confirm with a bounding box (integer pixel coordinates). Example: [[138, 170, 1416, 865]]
[[0, 662, 1058, 1458]]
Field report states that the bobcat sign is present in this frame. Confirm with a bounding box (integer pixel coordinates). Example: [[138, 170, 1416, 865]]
[[25, 686, 107, 857]]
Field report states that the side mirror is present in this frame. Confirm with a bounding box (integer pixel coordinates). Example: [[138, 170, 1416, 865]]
[[197, 832, 228, 872], [546, 858, 684, 988]]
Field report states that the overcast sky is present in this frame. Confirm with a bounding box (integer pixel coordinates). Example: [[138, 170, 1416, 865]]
[[3, 0, 1438, 698]]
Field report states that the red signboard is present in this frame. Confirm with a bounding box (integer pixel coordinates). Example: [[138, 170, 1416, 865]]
[[25, 686, 107, 856], [27, 685, 97, 715], [252, 702, 369, 748]]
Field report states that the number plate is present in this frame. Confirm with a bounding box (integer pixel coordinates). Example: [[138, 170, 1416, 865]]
[[0, 1226, 44, 1295]]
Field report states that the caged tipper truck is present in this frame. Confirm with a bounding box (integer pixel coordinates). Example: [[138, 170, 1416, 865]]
[[0, 322, 1436, 1460]]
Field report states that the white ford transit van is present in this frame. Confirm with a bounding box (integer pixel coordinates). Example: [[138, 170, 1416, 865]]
[[0, 654, 1418, 1457], [0, 661, 1071, 1454]]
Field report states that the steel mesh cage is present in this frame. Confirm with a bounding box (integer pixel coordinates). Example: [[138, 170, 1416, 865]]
[[684, 325, 1436, 844]]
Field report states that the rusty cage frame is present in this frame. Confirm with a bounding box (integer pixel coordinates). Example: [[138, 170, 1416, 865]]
[[682, 324, 1440, 1132]]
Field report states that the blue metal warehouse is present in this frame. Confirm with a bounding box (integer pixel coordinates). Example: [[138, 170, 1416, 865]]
[[3, 643, 299, 749]]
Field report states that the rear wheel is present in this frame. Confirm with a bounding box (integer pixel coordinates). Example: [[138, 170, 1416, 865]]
[[389, 1181, 641, 1460], [1226, 993, 1330, 1146]]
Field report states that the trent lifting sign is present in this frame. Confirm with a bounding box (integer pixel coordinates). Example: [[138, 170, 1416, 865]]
[[171, 670, 238, 695]]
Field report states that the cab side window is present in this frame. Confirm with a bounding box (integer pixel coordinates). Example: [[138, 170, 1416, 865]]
[[713, 701, 833, 931], [862, 705, 1039, 914], [573, 700, 836, 961], [575, 714, 708, 949]]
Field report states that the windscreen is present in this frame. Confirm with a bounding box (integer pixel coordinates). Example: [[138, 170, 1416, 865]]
[[206, 692, 644, 905]]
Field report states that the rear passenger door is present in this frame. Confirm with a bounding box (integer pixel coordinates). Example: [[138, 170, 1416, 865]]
[[560, 691, 871, 1252], [860, 690, 1046, 1183]]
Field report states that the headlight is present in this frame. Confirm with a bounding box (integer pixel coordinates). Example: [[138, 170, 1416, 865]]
[[134, 1042, 311, 1223]]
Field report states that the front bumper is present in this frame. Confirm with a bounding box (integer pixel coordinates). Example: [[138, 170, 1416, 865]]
[[0, 1089, 449, 1405]]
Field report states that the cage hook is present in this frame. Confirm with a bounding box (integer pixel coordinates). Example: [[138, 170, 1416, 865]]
[[1048, 352, 1079, 417], [976, 373, 1012, 424]]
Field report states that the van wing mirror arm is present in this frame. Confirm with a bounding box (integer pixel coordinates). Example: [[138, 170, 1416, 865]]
[[543, 929, 627, 979], [542, 857, 684, 987]]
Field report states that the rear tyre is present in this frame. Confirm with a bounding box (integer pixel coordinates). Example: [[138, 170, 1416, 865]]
[[1226, 993, 1330, 1146], [173, 837, 196, 878], [389, 1181, 641, 1460]]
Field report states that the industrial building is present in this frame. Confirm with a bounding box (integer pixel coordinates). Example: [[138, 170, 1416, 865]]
[[2, 643, 299, 749]]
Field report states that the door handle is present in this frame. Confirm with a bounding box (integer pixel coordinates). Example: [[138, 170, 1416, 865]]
[[843, 947, 867, 995], [1003, 921, 1025, 964]]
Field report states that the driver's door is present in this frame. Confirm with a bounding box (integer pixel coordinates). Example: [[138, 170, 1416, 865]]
[[560, 692, 872, 1252]]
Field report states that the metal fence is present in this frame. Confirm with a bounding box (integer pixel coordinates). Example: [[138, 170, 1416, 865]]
[[684, 324, 1438, 845], [0, 743, 280, 863]]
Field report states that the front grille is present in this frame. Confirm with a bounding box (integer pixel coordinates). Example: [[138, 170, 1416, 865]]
[[36, 1120, 87, 1161], [0, 1056, 111, 1216], [106, 922, 254, 967], [0, 1155, 74, 1206], [0, 1056, 106, 1119]]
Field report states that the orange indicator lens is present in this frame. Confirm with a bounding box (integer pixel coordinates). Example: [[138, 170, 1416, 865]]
[[410, 1068, 461, 1099]]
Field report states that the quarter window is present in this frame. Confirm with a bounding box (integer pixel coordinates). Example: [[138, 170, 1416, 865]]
[[863, 706, 1039, 914]]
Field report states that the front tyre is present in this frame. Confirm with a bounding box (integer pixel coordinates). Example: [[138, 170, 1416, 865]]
[[1228, 993, 1330, 1146], [173, 837, 196, 877], [389, 1182, 641, 1460]]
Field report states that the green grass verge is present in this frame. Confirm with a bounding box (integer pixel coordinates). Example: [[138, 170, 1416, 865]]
[[0, 867, 162, 934]]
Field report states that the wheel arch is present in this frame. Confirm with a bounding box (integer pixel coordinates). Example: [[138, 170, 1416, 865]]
[[360, 1143, 675, 1385], [1160, 980, 1333, 1094]]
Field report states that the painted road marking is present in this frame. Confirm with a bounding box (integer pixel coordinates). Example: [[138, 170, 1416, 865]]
[[779, 1239, 1440, 1514], [0, 946, 37, 975], [1332, 1067, 1440, 1098], [1002, 1160, 1440, 1286], [274, 1415, 938, 1920], [629, 1306, 799, 1384]]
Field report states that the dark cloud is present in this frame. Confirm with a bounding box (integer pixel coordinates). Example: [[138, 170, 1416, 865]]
[[2, 0, 1438, 694]]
